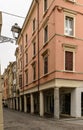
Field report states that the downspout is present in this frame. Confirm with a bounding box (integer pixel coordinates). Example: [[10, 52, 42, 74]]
[[35, 0, 40, 93]]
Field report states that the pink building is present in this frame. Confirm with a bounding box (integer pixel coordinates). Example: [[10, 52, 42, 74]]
[[15, 0, 83, 118]]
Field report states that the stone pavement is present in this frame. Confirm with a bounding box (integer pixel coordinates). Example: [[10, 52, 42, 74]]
[[3, 108, 83, 130]]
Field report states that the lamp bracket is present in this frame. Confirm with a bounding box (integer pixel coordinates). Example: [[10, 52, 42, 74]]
[[0, 35, 14, 43]]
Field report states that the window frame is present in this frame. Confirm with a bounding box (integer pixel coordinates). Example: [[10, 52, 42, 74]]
[[32, 62, 36, 81], [25, 69, 28, 85], [62, 44, 77, 72], [64, 13, 75, 37], [25, 34, 28, 44], [32, 18, 36, 33], [25, 52, 28, 65], [43, 54, 48, 75], [19, 75, 22, 88], [43, 24, 48, 45], [32, 41, 36, 57]]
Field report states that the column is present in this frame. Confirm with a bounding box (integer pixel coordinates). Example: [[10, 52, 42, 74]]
[[71, 88, 81, 117], [31, 93, 34, 114], [40, 91, 44, 116], [20, 96, 22, 111], [13, 98, 15, 109], [24, 95, 27, 113], [16, 97, 18, 110], [54, 87, 59, 119]]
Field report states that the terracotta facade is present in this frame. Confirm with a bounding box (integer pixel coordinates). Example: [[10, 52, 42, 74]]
[[3, 0, 83, 119]]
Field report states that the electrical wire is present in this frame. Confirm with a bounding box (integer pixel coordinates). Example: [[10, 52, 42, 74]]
[[1, 10, 25, 19]]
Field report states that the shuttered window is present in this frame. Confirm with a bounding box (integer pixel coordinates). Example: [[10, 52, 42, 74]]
[[25, 70, 28, 85], [65, 51, 73, 71], [19, 75, 22, 88], [44, 56, 48, 74]]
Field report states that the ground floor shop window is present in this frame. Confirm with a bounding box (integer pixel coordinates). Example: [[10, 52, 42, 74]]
[[44, 90, 54, 115], [60, 93, 71, 115], [81, 92, 83, 116]]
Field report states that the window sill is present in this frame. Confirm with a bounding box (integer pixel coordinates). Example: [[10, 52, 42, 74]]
[[32, 30, 36, 36], [25, 84, 28, 87], [64, 34, 75, 38], [25, 63, 28, 67], [63, 70, 75, 73], [43, 9, 48, 17], [43, 73, 49, 77], [43, 41, 48, 48], [66, 0, 76, 3], [32, 79, 37, 83], [25, 44, 28, 48], [32, 55, 36, 59]]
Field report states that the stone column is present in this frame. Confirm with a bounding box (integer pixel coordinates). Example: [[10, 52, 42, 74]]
[[71, 88, 81, 117], [16, 97, 18, 110], [40, 91, 44, 116], [24, 95, 27, 113], [20, 96, 22, 111], [54, 87, 59, 119], [31, 93, 34, 114]]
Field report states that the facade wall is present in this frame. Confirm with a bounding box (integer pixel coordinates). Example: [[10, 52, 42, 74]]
[[4, 0, 83, 119]]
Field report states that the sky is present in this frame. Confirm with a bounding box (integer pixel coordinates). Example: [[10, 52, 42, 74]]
[[0, 0, 32, 74]]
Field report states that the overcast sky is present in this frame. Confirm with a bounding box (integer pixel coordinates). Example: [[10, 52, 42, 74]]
[[0, 0, 32, 74]]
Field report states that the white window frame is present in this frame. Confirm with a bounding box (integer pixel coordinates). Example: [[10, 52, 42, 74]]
[[25, 69, 28, 85], [43, 55, 48, 75], [32, 18, 36, 33], [32, 41, 36, 57], [43, 24, 48, 45], [64, 13, 75, 37], [62, 44, 77, 72]]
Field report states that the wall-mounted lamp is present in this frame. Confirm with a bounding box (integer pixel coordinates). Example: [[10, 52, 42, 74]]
[[11, 23, 21, 40]]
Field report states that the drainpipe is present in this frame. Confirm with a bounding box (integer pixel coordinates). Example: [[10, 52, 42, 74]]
[[35, 0, 40, 93], [19, 33, 24, 111], [35, 0, 40, 113]]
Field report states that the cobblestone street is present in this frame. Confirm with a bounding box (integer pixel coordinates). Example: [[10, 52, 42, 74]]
[[3, 108, 83, 130]]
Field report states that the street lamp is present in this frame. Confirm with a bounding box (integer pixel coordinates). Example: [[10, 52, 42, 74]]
[[11, 23, 21, 40]]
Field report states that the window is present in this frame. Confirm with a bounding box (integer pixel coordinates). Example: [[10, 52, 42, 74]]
[[20, 44, 22, 53], [33, 18, 36, 32], [62, 43, 77, 72], [25, 53, 28, 64], [25, 34, 28, 44], [44, 25, 48, 44], [44, 55, 48, 74], [33, 42, 36, 57], [32, 63, 36, 81], [65, 16, 74, 36], [19, 75, 22, 88], [65, 51, 73, 71], [44, 0, 48, 12], [20, 60, 22, 70], [25, 70, 28, 85]]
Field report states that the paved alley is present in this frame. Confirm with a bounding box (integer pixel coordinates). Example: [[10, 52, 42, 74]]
[[3, 108, 83, 130]]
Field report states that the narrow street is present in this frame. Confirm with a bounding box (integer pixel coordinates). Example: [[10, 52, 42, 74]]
[[3, 108, 83, 130]]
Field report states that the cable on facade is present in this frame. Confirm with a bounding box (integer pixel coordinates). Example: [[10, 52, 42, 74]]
[[1, 11, 25, 19]]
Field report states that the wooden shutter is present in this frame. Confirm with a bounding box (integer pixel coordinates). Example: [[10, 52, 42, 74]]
[[65, 51, 73, 71]]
